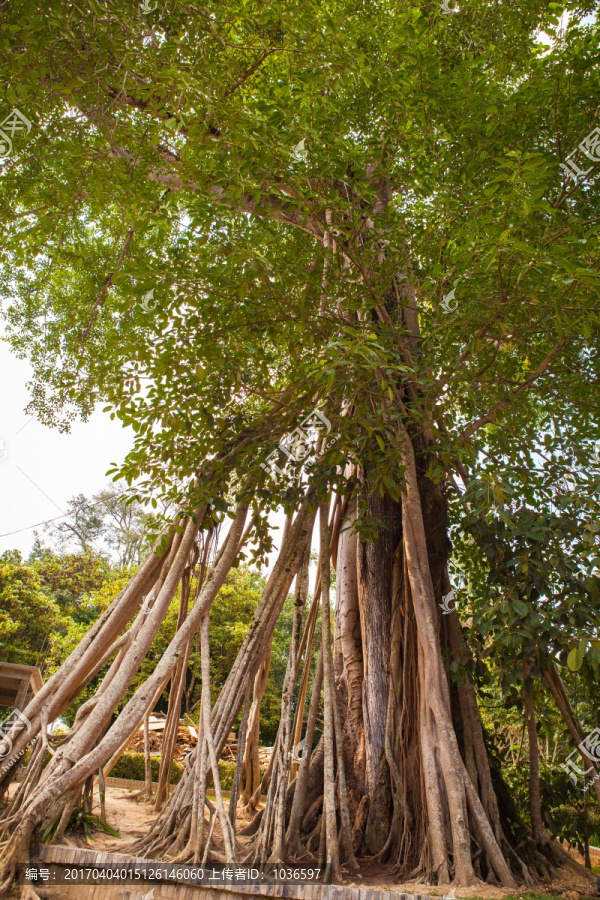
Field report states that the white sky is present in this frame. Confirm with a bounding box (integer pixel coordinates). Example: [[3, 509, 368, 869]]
[[0, 339, 134, 556], [0, 339, 314, 581]]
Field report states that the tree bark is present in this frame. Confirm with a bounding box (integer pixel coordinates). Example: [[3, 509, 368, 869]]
[[229, 682, 252, 831], [398, 420, 516, 887], [333, 498, 365, 801], [143, 712, 153, 801], [319, 501, 341, 883], [155, 563, 195, 810], [523, 671, 546, 843], [240, 640, 273, 811], [356, 492, 397, 795]]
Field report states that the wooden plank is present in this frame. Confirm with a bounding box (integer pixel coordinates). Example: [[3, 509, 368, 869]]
[[0, 662, 40, 677], [14, 677, 29, 712], [0, 662, 43, 708]]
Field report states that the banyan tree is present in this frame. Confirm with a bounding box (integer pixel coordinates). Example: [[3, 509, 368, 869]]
[[1, 0, 600, 895]]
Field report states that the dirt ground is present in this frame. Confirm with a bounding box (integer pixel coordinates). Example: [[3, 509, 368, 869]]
[[74, 787, 596, 899], [344, 859, 596, 899], [17, 784, 598, 899]]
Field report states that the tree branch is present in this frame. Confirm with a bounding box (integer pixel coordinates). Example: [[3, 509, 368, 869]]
[[456, 337, 568, 447], [78, 228, 135, 347]]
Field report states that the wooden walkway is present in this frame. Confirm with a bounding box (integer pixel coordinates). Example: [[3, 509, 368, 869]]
[[36, 845, 437, 900]]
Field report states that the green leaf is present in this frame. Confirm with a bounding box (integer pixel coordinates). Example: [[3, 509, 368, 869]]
[[512, 598, 528, 616], [567, 647, 584, 672]]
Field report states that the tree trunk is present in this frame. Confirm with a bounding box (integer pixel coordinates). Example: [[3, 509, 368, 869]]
[[333, 497, 365, 803], [240, 640, 273, 811], [143, 712, 153, 801], [356, 492, 398, 796], [319, 500, 341, 883], [155, 564, 195, 810], [523, 672, 546, 844], [2, 422, 590, 895], [398, 421, 516, 887]]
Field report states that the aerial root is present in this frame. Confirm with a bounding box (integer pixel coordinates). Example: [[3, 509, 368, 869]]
[[20, 884, 43, 900]]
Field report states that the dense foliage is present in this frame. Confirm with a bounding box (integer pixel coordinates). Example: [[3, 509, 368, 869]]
[[0, 533, 294, 743], [1, 0, 600, 885]]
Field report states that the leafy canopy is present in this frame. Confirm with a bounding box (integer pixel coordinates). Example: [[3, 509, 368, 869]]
[[0, 0, 598, 526], [1, 2, 600, 840]]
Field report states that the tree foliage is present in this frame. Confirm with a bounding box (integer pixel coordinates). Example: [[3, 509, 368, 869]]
[[0, 0, 600, 887], [0, 0, 598, 525], [38, 484, 161, 566], [0, 550, 65, 669]]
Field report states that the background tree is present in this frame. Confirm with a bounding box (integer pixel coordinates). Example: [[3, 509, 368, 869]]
[[40, 485, 160, 566], [0, 550, 65, 670], [29, 547, 113, 625]]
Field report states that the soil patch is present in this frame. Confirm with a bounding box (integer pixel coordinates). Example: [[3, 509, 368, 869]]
[[37, 786, 600, 900]]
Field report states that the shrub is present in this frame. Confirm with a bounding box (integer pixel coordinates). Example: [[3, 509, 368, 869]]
[[109, 753, 239, 789], [212, 760, 236, 791], [43, 805, 120, 843], [110, 752, 183, 785]]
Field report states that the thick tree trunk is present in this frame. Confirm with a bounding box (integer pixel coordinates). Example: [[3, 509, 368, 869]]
[[398, 422, 516, 887], [388, 549, 425, 876], [319, 501, 341, 883], [333, 498, 365, 803], [356, 492, 399, 796], [323, 434, 522, 886], [2, 422, 588, 895]]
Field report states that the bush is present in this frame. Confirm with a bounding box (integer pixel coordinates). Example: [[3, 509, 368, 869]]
[[212, 760, 236, 791], [109, 753, 239, 789], [110, 752, 183, 785]]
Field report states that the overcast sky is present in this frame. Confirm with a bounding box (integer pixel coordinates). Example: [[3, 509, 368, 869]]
[[0, 338, 134, 556]]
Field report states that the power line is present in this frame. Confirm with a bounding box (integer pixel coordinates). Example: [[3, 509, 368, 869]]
[[15, 465, 65, 515], [0, 486, 133, 538]]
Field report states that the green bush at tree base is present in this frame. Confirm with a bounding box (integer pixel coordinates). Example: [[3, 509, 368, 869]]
[[110, 753, 239, 789], [110, 753, 182, 785]]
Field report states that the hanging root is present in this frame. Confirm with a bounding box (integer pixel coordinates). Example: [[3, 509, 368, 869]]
[[1, 424, 585, 893], [19, 885, 43, 900]]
